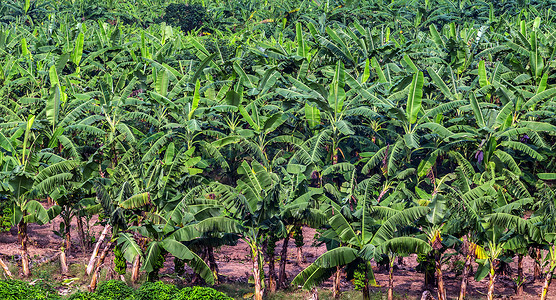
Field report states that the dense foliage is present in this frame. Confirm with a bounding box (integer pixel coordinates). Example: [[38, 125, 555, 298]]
[[0, 280, 231, 300], [0, 0, 555, 299], [0, 279, 60, 300]]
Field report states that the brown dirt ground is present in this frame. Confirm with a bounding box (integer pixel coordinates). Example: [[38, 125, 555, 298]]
[[0, 219, 554, 299]]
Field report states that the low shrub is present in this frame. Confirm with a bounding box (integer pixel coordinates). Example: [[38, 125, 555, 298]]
[[66, 291, 99, 300], [0, 279, 60, 300], [95, 280, 134, 300], [174, 286, 233, 300], [134, 281, 178, 300]]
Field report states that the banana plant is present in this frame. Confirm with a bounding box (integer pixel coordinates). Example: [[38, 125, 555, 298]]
[[292, 182, 432, 300], [0, 115, 77, 276], [196, 160, 283, 300]]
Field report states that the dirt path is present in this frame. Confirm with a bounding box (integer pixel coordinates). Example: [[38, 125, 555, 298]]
[[0, 222, 554, 299]]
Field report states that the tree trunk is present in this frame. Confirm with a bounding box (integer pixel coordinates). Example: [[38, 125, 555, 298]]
[[540, 266, 556, 300], [517, 254, 524, 296], [131, 255, 141, 283], [332, 265, 341, 298], [534, 249, 542, 280], [388, 257, 394, 300], [268, 247, 277, 293], [89, 241, 112, 292], [251, 245, 264, 300], [76, 216, 87, 253], [278, 233, 290, 289], [0, 257, 12, 278], [398, 256, 404, 267], [60, 228, 71, 275], [65, 226, 72, 256], [435, 252, 446, 300], [296, 246, 304, 265], [86, 225, 110, 275], [363, 274, 370, 300], [458, 254, 472, 300], [487, 267, 496, 300], [207, 246, 219, 284], [18, 220, 30, 277], [60, 250, 69, 274]]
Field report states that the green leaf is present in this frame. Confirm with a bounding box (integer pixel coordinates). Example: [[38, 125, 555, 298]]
[[296, 23, 307, 57], [403, 54, 418, 73], [305, 103, 321, 128], [46, 85, 62, 130], [376, 237, 432, 256], [190, 53, 217, 83], [327, 85, 345, 114], [21, 38, 30, 58], [120, 192, 151, 209], [371, 57, 387, 83], [233, 62, 255, 88], [72, 32, 85, 66], [118, 232, 143, 263], [406, 71, 424, 124], [429, 25, 444, 47], [49, 65, 59, 87], [188, 79, 201, 120], [470, 93, 485, 128], [427, 67, 454, 100], [529, 31, 544, 81], [238, 105, 259, 131], [314, 247, 358, 268], [475, 261, 490, 281], [478, 60, 489, 87], [164, 142, 175, 165], [155, 70, 169, 98], [23, 200, 50, 225], [538, 173, 556, 180], [523, 88, 556, 110], [362, 58, 370, 84]]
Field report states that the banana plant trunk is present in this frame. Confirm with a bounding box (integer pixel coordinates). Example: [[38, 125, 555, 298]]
[[267, 247, 277, 293], [277, 233, 290, 289], [131, 255, 141, 283], [86, 224, 110, 275], [487, 265, 497, 300], [540, 264, 556, 300], [332, 265, 341, 298], [296, 246, 304, 265], [60, 230, 71, 274], [207, 246, 219, 284], [363, 275, 370, 300], [0, 257, 12, 277], [388, 256, 394, 300], [458, 254, 472, 300], [517, 254, 524, 296], [18, 220, 30, 277], [251, 244, 264, 300], [534, 249, 542, 280], [60, 249, 68, 274], [76, 216, 87, 252], [435, 252, 446, 300], [89, 241, 112, 292]]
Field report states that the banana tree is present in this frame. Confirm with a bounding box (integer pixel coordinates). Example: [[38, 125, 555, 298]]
[[292, 189, 431, 300], [0, 114, 80, 276], [197, 160, 283, 300]]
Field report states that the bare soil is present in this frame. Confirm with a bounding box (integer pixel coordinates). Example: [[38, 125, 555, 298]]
[[0, 219, 554, 300]]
